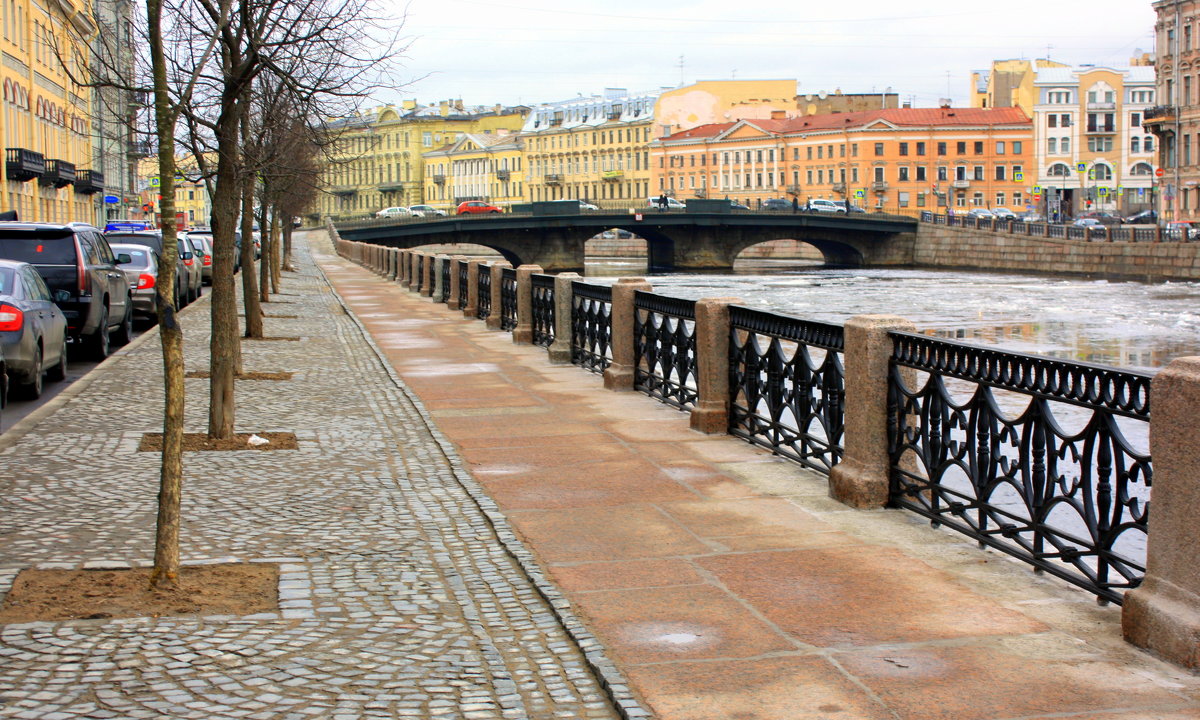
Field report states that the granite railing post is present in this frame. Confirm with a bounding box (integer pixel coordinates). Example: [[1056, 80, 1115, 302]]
[[400, 250, 412, 288], [513, 264, 543, 344], [422, 252, 436, 298], [464, 260, 483, 318], [1123, 357, 1200, 669], [485, 261, 512, 330], [602, 277, 653, 391], [389, 249, 399, 281], [689, 297, 742, 434], [548, 272, 579, 364], [827, 314, 915, 508], [410, 252, 421, 293], [448, 256, 466, 309], [433, 255, 447, 302]]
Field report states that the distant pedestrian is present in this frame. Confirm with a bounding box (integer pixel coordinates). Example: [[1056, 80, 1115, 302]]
[[805, 198, 812, 212], [658, 193, 669, 211], [791, 197, 799, 214]]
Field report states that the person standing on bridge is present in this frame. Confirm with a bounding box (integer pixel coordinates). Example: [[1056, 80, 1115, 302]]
[[658, 193, 669, 212], [792, 197, 799, 214]]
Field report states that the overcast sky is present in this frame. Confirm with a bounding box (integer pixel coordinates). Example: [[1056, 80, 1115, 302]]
[[377, 1, 1158, 111]]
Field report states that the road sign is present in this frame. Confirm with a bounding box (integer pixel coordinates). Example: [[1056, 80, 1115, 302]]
[[854, 189, 865, 199], [102, 194, 120, 204], [1077, 163, 1087, 173], [1156, 168, 1165, 177], [1033, 185, 1042, 194], [1014, 171, 1024, 182], [149, 177, 160, 187]]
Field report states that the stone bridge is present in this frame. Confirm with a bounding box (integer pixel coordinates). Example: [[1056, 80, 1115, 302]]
[[333, 211, 920, 272]]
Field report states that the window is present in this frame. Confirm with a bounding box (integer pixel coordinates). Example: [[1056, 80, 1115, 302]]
[[916, 166, 927, 182], [955, 166, 966, 181], [974, 141, 984, 155], [995, 166, 1006, 181], [1132, 137, 1141, 153], [1145, 137, 1154, 152], [851, 167, 859, 182], [792, 148, 799, 160], [874, 167, 885, 182], [899, 142, 909, 156], [807, 147, 813, 160], [995, 193, 1005, 207], [973, 166, 984, 181], [937, 142, 947, 155], [806, 169, 813, 184], [996, 141, 1006, 155], [1087, 137, 1114, 153], [916, 142, 926, 156], [937, 166, 947, 181], [898, 167, 910, 181], [1047, 90, 1072, 104], [1131, 112, 1141, 128], [1092, 164, 1113, 181], [956, 141, 966, 155], [898, 192, 910, 207], [1013, 141, 1022, 154], [1048, 138, 1058, 154], [817, 170, 824, 184], [851, 144, 859, 157], [1131, 162, 1153, 176], [1012, 165, 1023, 179], [874, 142, 884, 156], [1061, 137, 1071, 153]]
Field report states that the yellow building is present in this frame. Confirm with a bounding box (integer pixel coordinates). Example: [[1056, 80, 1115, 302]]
[[2, 0, 100, 223], [422, 131, 524, 212], [315, 100, 527, 219], [522, 89, 657, 204], [971, 59, 1068, 116]]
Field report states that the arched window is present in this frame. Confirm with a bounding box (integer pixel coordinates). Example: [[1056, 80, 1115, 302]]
[[1131, 162, 1154, 176], [1145, 136, 1155, 152], [1048, 163, 1072, 177], [1091, 164, 1113, 181], [1131, 136, 1141, 153]]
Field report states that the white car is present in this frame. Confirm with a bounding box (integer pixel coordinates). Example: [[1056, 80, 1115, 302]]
[[407, 205, 447, 218], [376, 206, 413, 218], [807, 199, 845, 213], [991, 207, 1017, 220], [646, 196, 686, 210]]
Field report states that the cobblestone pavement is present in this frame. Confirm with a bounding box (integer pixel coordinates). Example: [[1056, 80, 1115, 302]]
[[0, 237, 633, 719]]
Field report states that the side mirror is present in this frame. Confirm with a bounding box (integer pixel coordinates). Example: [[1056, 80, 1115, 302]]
[[116, 253, 132, 264], [180, 251, 194, 261], [53, 289, 71, 303]]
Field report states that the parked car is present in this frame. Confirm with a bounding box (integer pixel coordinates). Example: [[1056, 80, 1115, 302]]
[[1017, 211, 1045, 222], [1077, 211, 1124, 226], [376, 206, 414, 218], [577, 200, 600, 211], [838, 202, 867, 213], [1125, 209, 1158, 224], [729, 200, 751, 210], [0, 222, 134, 360], [457, 201, 503, 215], [646, 196, 686, 210], [104, 220, 151, 232], [1072, 217, 1108, 239], [108, 243, 162, 320], [759, 198, 791, 211], [1164, 221, 1200, 240], [965, 207, 995, 219], [991, 207, 1017, 220], [807, 199, 845, 213], [185, 230, 242, 282], [407, 205, 447, 218], [105, 229, 197, 309], [0, 259, 68, 399]]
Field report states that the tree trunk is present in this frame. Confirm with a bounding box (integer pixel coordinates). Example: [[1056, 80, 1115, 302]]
[[146, 0, 184, 589], [269, 208, 281, 293], [207, 92, 243, 439], [282, 221, 294, 272], [259, 202, 272, 303], [239, 112, 262, 339]]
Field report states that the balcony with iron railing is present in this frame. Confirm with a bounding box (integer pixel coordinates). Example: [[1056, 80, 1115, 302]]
[[40, 159, 76, 188], [5, 148, 45, 182], [951, 179, 970, 189], [431, 174, 445, 185], [74, 169, 105, 194], [545, 174, 562, 185], [1144, 105, 1176, 121], [832, 182, 846, 193], [496, 168, 511, 181], [872, 181, 889, 192], [601, 170, 623, 181]]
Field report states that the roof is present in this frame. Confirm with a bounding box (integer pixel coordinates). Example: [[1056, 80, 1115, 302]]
[[1036, 65, 1157, 85], [659, 107, 1030, 142]]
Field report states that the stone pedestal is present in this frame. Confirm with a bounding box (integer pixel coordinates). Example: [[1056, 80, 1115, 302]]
[[485, 262, 512, 330], [513, 265, 543, 344], [828, 314, 914, 509], [548, 273, 580, 364], [421, 253, 435, 298], [464, 261, 482, 318], [400, 250, 412, 287], [689, 298, 742, 434], [1123, 357, 1200, 669], [448, 256, 467, 310], [432, 256, 447, 302], [602, 278, 652, 391]]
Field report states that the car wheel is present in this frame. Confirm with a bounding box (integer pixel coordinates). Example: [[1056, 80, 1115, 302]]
[[90, 306, 111, 361], [113, 301, 134, 346], [489, 210, 500, 213], [15, 345, 43, 400], [46, 336, 68, 383]]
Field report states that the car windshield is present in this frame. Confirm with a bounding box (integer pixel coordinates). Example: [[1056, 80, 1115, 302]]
[[0, 232, 76, 264], [113, 246, 153, 268], [106, 232, 163, 253]]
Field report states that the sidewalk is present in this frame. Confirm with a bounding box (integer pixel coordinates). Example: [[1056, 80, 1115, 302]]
[[0, 236, 630, 719], [318, 233, 1200, 720]]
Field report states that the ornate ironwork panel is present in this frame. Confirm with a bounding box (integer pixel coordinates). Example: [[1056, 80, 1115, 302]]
[[500, 266, 517, 331], [439, 259, 451, 303], [458, 261, 469, 299], [570, 281, 612, 373], [531, 274, 555, 348], [477, 264, 492, 319], [888, 331, 1153, 604], [728, 305, 845, 473], [416, 255, 425, 285], [633, 291, 697, 410]]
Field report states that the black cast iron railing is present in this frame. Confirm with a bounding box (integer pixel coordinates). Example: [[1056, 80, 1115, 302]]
[[887, 332, 1152, 604], [531, 274, 555, 347], [477, 264, 492, 319], [633, 290, 697, 410], [416, 255, 425, 289], [571, 281, 612, 374], [500, 266, 518, 331], [440, 258, 451, 303], [728, 306, 845, 473], [458, 260, 469, 303]]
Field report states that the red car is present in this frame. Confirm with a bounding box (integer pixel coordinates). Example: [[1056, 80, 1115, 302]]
[[456, 201, 502, 215]]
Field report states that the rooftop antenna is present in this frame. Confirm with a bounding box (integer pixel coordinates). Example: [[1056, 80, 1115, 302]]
[[678, 55, 685, 86], [1046, 43, 1053, 61]]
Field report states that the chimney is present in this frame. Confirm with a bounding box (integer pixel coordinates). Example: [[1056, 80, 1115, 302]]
[[938, 98, 952, 109]]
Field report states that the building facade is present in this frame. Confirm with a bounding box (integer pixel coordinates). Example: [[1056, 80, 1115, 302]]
[[521, 89, 658, 205], [422, 131, 524, 211], [2, 0, 102, 223], [1032, 65, 1157, 220], [315, 101, 527, 219], [652, 107, 1033, 212], [1147, 0, 1200, 221]]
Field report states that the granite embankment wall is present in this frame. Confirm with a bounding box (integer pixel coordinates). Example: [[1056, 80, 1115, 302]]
[[914, 224, 1200, 282], [414, 238, 824, 261]]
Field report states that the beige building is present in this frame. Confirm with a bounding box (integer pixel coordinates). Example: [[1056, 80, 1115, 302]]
[[422, 131, 524, 212], [1147, 1, 1200, 221], [971, 59, 1069, 116], [521, 89, 657, 204]]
